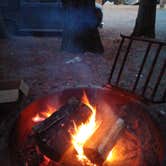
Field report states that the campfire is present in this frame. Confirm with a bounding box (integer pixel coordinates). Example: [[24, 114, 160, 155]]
[[28, 92, 124, 166], [10, 87, 164, 166]]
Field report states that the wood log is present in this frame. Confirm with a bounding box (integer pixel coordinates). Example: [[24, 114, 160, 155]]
[[84, 118, 125, 165], [32, 97, 92, 162], [33, 97, 80, 133]]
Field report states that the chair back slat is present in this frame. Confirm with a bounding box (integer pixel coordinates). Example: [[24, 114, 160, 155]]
[[142, 44, 162, 96], [132, 43, 152, 92], [108, 37, 125, 83], [151, 61, 166, 100], [116, 39, 133, 85]]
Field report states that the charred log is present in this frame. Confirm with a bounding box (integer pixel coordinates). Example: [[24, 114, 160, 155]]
[[33, 97, 92, 162], [84, 118, 125, 165]]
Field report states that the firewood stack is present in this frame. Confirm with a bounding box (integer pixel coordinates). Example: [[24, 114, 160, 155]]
[[32, 97, 125, 165]]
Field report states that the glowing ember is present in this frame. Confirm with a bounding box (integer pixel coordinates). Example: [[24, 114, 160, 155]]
[[43, 155, 50, 163], [39, 155, 51, 166], [32, 113, 45, 123], [105, 132, 141, 165], [70, 92, 99, 166], [32, 105, 55, 123]]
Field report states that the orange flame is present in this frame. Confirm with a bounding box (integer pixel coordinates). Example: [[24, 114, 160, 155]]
[[32, 93, 119, 165], [70, 91, 99, 166], [105, 145, 122, 165], [32, 113, 45, 123], [32, 105, 56, 123], [106, 149, 114, 162], [39, 155, 51, 166]]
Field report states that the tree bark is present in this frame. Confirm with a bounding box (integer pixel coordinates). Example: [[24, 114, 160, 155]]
[[61, 0, 104, 53], [132, 0, 157, 38]]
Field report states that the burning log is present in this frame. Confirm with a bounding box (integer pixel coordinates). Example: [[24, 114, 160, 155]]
[[32, 97, 92, 162], [84, 118, 125, 165]]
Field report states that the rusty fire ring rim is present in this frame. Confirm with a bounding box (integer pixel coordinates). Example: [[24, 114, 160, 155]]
[[9, 85, 165, 166]]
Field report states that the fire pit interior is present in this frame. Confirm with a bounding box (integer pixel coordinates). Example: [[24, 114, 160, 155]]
[[10, 86, 164, 166]]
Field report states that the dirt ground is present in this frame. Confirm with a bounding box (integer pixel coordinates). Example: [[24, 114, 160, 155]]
[[101, 3, 166, 40], [0, 4, 166, 165]]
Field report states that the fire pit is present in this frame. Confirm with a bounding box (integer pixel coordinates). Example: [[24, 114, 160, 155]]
[[9, 86, 164, 166]]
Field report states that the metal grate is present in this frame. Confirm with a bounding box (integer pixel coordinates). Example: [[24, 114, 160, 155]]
[[108, 34, 166, 104]]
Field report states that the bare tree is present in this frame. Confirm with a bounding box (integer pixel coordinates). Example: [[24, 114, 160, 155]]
[[132, 0, 157, 38], [61, 0, 104, 53]]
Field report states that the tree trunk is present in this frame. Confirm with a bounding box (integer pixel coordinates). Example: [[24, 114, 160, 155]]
[[61, 0, 104, 53], [132, 0, 157, 38]]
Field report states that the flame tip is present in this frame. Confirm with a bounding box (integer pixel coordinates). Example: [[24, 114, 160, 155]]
[[71, 91, 97, 166]]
